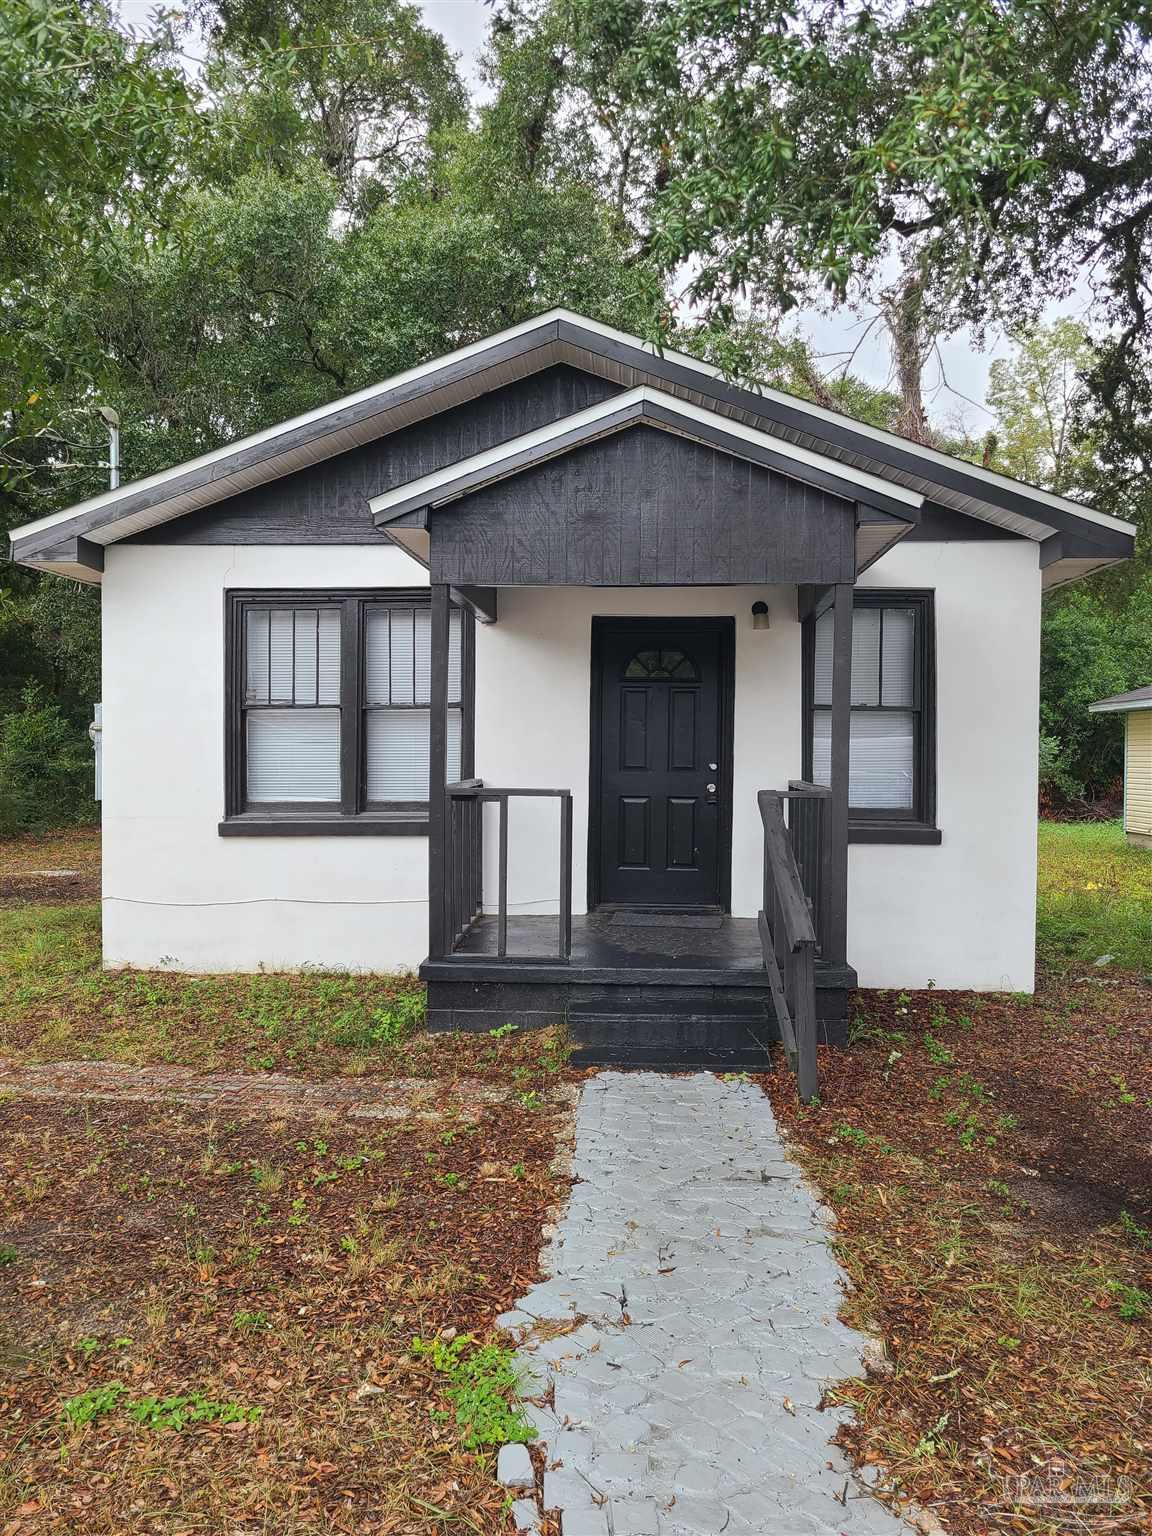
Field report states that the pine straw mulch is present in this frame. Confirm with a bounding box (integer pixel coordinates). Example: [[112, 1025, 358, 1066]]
[[0, 826, 101, 907], [0, 1076, 576, 1536], [763, 971, 1152, 1536]]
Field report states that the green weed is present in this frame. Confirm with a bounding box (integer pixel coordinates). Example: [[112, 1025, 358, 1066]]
[[410, 1335, 536, 1450]]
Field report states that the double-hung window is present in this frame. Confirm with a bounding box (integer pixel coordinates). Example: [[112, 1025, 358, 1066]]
[[806, 590, 937, 842], [225, 591, 469, 832]]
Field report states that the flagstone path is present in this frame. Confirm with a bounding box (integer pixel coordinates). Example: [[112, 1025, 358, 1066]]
[[500, 1071, 918, 1536]]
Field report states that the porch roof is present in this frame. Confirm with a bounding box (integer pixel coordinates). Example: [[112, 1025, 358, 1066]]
[[369, 385, 921, 585], [10, 308, 1135, 587]]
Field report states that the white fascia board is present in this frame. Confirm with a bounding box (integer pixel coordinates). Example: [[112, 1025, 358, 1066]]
[[368, 386, 923, 519], [547, 310, 1137, 539], [1089, 697, 1152, 713], [9, 312, 566, 545]]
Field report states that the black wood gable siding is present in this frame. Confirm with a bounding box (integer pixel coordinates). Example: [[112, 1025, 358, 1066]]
[[125, 366, 621, 546], [429, 425, 856, 587]]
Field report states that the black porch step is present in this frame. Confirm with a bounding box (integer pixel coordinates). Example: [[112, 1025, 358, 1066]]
[[566, 1000, 774, 1070]]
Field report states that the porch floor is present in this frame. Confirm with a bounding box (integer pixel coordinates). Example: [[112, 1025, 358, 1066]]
[[460, 911, 765, 969]]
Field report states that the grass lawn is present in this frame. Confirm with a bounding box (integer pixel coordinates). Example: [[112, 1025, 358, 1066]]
[[1, 821, 1150, 1533], [1037, 818, 1152, 971], [766, 819, 1152, 1533]]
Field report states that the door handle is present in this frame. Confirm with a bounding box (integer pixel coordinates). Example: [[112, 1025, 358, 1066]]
[[706, 783, 717, 795]]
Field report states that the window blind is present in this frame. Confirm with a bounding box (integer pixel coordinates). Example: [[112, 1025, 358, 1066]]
[[363, 604, 464, 801], [365, 709, 462, 800], [247, 709, 341, 802], [364, 607, 462, 706], [244, 606, 342, 803], [245, 607, 341, 705], [811, 712, 915, 810]]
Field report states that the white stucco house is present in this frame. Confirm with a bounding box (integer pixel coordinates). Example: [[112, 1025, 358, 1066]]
[[10, 311, 1136, 1090]]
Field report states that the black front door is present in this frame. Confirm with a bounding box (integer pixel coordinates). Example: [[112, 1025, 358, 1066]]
[[591, 618, 732, 910]]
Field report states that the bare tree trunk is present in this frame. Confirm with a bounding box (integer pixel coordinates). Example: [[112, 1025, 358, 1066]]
[[882, 264, 936, 445]]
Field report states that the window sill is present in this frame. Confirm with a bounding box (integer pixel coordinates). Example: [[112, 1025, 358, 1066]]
[[849, 822, 942, 846], [219, 813, 429, 837]]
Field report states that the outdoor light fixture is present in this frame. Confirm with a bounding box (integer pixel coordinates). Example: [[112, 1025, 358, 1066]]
[[97, 405, 120, 490], [751, 600, 771, 630]]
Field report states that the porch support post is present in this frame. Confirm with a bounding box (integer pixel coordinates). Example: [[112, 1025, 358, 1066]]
[[428, 582, 451, 958], [826, 581, 853, 966]]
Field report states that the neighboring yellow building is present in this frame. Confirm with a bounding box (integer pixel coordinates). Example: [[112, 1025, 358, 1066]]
[[1089, 685, 1152, 847]]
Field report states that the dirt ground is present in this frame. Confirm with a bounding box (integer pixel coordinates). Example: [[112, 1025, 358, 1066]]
[[765, 976, 1152, 1534], [0, 825, 100, 906]]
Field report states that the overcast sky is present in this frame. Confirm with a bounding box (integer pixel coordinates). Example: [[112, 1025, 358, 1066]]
[[114, 0, 1069, 422]]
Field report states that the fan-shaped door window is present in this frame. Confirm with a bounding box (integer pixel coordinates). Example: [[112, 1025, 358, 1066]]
[[622, 648, 699, 681]]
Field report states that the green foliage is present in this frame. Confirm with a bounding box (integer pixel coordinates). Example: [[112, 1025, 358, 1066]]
[[1119, 1211, 1152, 1251], [126, 1392, 263, 1430], [985, 322, 1097, 496], [1040, 588, 1152, 799], [1105, 1281, 1152, 1322], [60, 1381, 261, 1430], [1037, 821, 1152, 970], [325, 987, 426, 1048], [60, 1381, 126, 1427], [410, 1333, 537, 1450], [0, 685, 95, 834]]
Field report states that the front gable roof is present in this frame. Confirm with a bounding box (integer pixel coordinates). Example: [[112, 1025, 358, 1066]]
[[10, 308, 1136, 588]]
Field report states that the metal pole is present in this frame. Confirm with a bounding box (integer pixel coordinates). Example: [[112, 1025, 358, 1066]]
[[98, 406, 120, 489]]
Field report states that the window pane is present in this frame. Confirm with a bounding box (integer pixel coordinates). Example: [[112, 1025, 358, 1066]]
[[245, 607, 339, 705], [813, 606, 889, 707], [365, 708, 462, 801], [364, 607, 462, 707], [811, 711, 916, 810], [247, 709, 340, 802], [850, 609, 880, 706], [881, 607, 916, 707]]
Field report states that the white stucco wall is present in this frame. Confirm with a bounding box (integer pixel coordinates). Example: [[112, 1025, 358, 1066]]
[[101, 544, 432, 972], [847, 539, 1041, 990], [102, 536, 1041, 989]]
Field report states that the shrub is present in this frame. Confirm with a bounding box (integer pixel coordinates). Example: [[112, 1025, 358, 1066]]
[[0, 685, 95, 834]]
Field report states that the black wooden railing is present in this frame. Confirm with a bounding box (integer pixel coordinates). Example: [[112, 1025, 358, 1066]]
[[442, 781, 573, 961], [758, 787, 825, 1102], [786, 780, 832, 956]]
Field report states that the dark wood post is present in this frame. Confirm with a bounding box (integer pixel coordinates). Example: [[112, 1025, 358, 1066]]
[[826, 582, 853, 966], [428, 582, 451, 957]]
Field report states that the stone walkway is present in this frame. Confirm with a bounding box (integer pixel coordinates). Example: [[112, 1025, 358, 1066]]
[[500, 1072, 917, 1536]]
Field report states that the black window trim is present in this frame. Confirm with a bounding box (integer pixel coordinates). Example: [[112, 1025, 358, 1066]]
[[221, 587, 474, 837], [802, 588, 940, 846]]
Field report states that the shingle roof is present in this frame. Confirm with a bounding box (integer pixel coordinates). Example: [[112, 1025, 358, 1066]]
[[1089, 685, 1152, 713]]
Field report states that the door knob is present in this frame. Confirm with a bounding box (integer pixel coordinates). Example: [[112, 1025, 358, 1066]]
[[706, 783, 717, 795]]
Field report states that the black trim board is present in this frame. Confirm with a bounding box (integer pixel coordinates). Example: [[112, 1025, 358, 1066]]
[[801, 588, 938, 842], [221, 587, 474, 834], [219, 815, 428, 836]]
